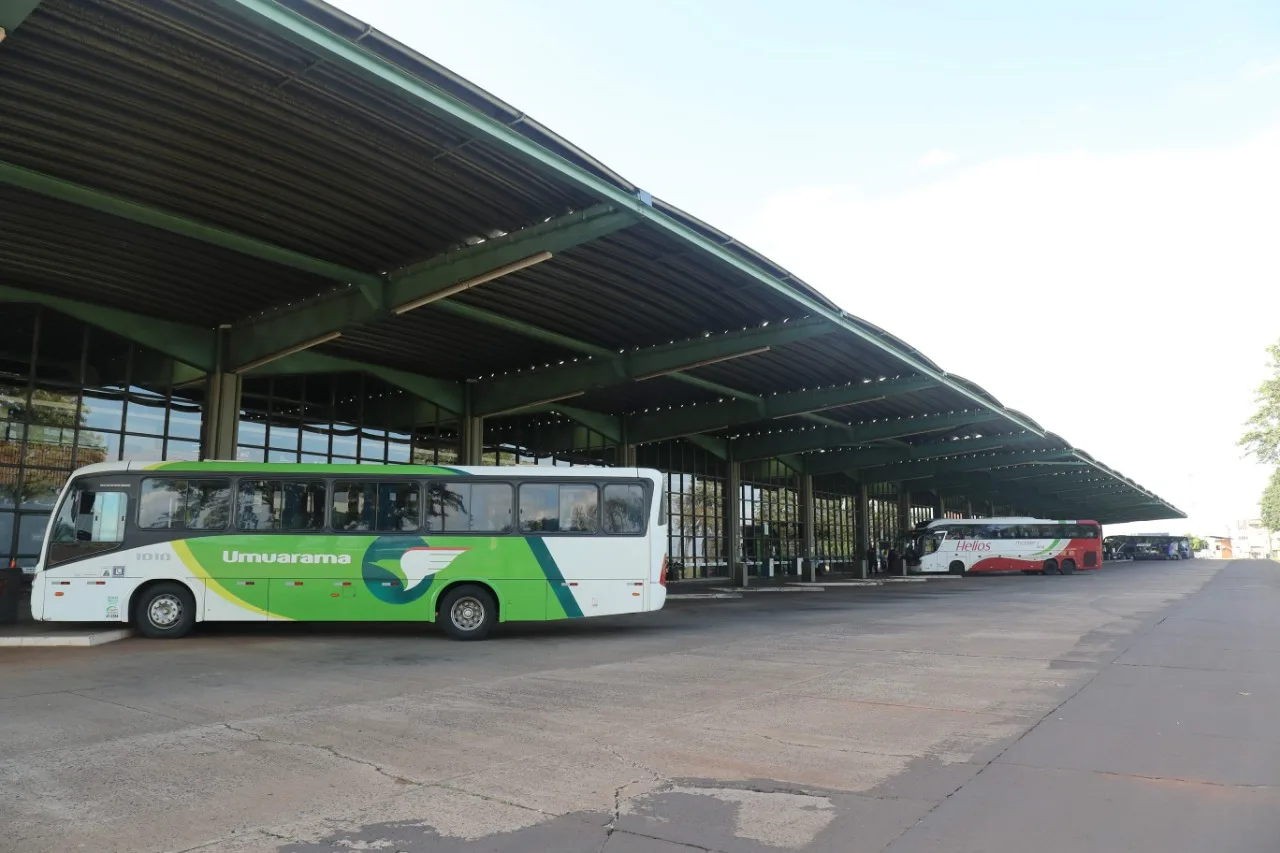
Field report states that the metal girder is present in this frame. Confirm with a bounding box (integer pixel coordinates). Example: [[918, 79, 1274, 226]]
[[0, 161, 375, 288], [0, 284, 465, 413], [0, 284, 216, 369], [215, 0, 1046, 441], [472, 317, 831, 416], [0, 0, 41, 35], [795, 432, 1046, 475], [855, 410, 1006, 444], [229, 204, 635, 369], [855, 450, 1078, 486], [627, 376, 936, 444]]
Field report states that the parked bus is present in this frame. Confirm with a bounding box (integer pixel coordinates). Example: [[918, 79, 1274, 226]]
[[902, 517, 1102, 575], [29, 461, 668, 640]]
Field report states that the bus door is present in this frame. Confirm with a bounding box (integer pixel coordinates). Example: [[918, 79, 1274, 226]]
[[42, 476, 135, 622]]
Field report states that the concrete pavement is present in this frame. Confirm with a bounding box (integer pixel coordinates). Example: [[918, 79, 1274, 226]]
[[1, 559, 1274, 852]]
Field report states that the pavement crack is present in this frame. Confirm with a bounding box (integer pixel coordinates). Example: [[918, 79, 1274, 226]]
[[220, 723, 423, 786], [433, 783, 560, 818], [599, 742, 665, 783], [755, 732, 918, 758]]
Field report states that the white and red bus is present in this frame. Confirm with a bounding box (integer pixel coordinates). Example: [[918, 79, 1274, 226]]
[[903, 517, 1102, 575]]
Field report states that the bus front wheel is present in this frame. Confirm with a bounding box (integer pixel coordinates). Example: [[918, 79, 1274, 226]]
[[1060, 559, 1077, 575], [135, 582, 196, 639], [1042, 560, 1059, 576], [948, 561, 966, 575], [439, 584, 497, 641]]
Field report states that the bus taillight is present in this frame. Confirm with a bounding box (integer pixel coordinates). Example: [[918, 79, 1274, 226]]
[[660, 555, 668, 587]]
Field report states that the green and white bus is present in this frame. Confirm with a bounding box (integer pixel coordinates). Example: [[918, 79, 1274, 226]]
[[29, 461, 669, 640]]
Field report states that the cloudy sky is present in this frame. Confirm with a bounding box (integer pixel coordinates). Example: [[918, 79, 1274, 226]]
[[335, 0, 1280, 536]]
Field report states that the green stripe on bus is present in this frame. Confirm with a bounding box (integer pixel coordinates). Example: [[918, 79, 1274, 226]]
[[526, 537, 584, 619]]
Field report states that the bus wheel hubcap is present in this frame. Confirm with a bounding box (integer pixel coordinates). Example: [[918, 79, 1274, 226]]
[[451, 597, 484, 631], [149, 595, 181, 627]]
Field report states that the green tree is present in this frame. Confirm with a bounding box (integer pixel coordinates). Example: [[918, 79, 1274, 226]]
[[1261, 469, 1280, 534], [1240, 340, 1280, 464], [1188, 535, 1207, 552]]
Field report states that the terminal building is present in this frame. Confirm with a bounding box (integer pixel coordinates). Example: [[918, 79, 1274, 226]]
[[0, 0, 1183, 578]]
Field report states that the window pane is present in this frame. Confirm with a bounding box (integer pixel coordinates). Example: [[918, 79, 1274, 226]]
[[18, 512, 49, 554], [49, 487, 128, 564], [122, 434, 164, 461], [140, 479, 184, 529], [76, 430, 119, 465], [432, 483, 471, 532], [81, 395, 124, 431], [237, 420, 267, 446], [520, 483, 559, 532], [560, 485, 598, 533], [187, 480, 230, 530], [237, 445, 266, 463], [167, 406, 203, 441], [237, 481, 279, 530], [300, 428, 330, 455], [603, 484, 645, 534], [165, 439, 200, 462], [125, 399, 168, 436], [269, 424, 299, 451], [281, 482, 326, 531], [470, 484, 512, 533], [268, 449, 300, 463], [19, 471, 65, 510], [0, 511, 12, 550], [377, 482, 420, 532], [333, 482, 377, 531]]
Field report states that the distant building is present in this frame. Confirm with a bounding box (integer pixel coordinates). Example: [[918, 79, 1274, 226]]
[[1231, 520, 1278, 560]]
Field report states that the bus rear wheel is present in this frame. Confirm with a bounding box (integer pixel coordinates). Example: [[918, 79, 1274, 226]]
[[948, 561, 966, 575], [439, 584, 497, 641], [1042, 560, 1059, 576], [1060, 559, 1077, 575], [135, 582, 195, 639]]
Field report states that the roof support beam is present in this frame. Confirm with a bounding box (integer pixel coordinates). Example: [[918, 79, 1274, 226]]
[[0, 284, 215, 370], [793, 432, 1045, 474], [854, 450, 1079, 486], [229, 204, 636, 369], [0, 160, 376, 288], [0, 284, 463, 412], [627, 376, 937, 444], [472, 317, 831, 416]]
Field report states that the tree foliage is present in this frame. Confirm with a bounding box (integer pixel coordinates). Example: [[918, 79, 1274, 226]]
[[1241, 340, 1280, 464], [1261, 468, 1280, 534]]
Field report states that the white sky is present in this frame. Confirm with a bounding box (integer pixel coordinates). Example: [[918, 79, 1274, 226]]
[[332, 1, 1280, 536], [739, 131, 1280, 536]]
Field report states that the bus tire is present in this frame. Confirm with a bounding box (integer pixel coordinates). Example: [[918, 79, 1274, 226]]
[[948, 561, 966, 575], [1042, 559, 1059, 576], [439, 584, 497, 641], [134, 581, 196, 639], [1060, 559, 1077, 575]]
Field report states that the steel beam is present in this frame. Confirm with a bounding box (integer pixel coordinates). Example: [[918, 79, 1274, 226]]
[[0, 161, 376, 288], [229, 204, 635, 369], [855, 450, 1078, 486], [472, 317, 831, 416], [627, 376, 936, 444], [0, 284, 215, 369], [796, 432, 1046, 475]]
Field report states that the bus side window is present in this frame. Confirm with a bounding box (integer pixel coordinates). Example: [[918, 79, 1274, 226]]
[[237, 481, 326, 531], [603, 484, 646, 534]]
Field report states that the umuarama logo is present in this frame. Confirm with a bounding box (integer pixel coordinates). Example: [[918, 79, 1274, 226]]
[[362, 537, 469, 605], [223, 551, 353, 564]]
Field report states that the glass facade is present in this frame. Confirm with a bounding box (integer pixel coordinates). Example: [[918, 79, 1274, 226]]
[[2, 307, 205, 572]]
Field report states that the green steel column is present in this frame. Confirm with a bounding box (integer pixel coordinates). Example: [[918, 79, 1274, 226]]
[[933, 492, 945, 520], [800, 473, 816, 582], [726, 459, 744, 586], [965, 498, 974, 518], [618, 443, 638, 467], [855, 481, 869, 579]]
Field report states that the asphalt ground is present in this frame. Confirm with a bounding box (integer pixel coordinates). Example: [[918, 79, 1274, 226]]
[[1, 558, 1275, 853]]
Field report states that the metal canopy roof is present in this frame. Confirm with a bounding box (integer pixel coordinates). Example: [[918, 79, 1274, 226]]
[[0, 0, 1183, 523]]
